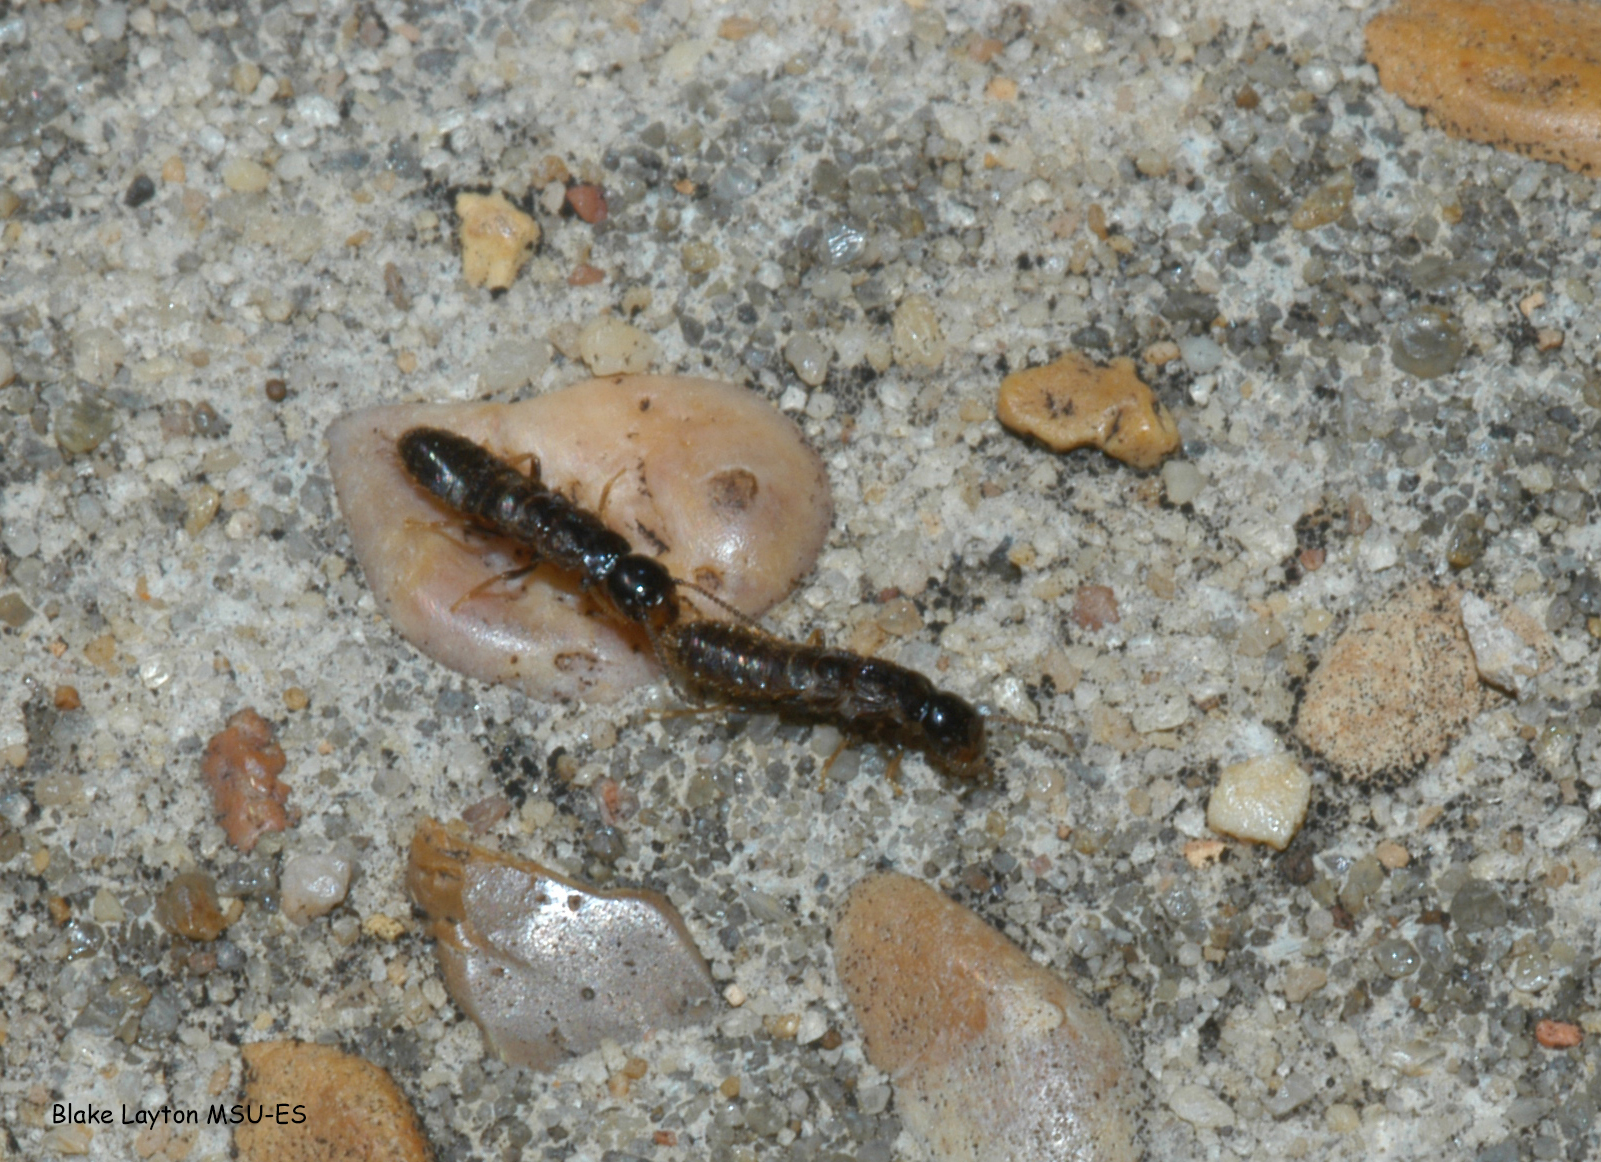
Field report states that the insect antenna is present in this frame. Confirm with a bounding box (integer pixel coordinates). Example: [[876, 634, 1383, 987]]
[[675, 579, 773, 634], [977, 704, 1077, 754]]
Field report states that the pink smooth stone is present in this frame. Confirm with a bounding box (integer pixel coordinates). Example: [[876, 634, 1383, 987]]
[[327, 376, 831, 702]]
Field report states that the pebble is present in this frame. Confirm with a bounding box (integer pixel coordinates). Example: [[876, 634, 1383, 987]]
[[407, 818, 717, 1069], [784, 332, 833, 386], [235, 1040, 431, 1162], [1168, 1083, 1235, 1129], [221, 158, 270, 193], [279, 853, 352, 924], [1071, 584, 1120, 631], [1289, 170, 1354, 230], [456, 191, 540, 290], [998, 352, 1181, 470], [1367, 0, 1601, 174], [891, 294, 947, 369], [1391, 306, 1467, 379], [833, 872, 1141, 1162], [1459, 592, 1546, 697], [1177, 335, 1224, 374], [1295, 581, 1485, 780], [1449, 878, 1507, 932], [327, 377, 832, 702], [155, 872, 227, 941], [565, 183, 607, 224], [1535, 1020, 1582, 1049], [201, 708, 296, 853], [1281, 965, 1328, 1003], [1206, 752, 1311, 851], [577, 316, 658, 376], [1161, 460, 1205, 505], [70, 326, 125, 385]]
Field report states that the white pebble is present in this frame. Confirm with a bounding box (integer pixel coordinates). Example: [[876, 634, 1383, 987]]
[[295, 94, 341, 129], [280, 853, 352, 924], [1207, 753, 1310, 851], [1161, 460, 1205, 505], [1168, 1083, 1236, 1128], [785, 333, 833, 387], [795, 1009, 828, 1045], [195, 125, 227, 156], [96, 4, 128, 41], [1360, 534, 1398, 571], [1178, 335, 1224, 374]]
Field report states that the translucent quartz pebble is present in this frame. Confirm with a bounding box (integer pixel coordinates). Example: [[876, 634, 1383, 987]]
[[833, 872, 1141, 1162], [407, 818, 717, 1070], [328, 376, 832, 702]]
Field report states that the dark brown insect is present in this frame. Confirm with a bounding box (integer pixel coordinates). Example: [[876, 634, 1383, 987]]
[[397, 426, 681, 633], [655, 617, 988, 782], [398, 426, 994, 781]]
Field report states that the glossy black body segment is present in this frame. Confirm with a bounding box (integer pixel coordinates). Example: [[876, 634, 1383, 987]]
[[659, 619, 987, 781], [397, 427, 680, 631]]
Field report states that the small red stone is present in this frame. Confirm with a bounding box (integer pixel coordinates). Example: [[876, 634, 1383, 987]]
[[1535, 1019, 1582, 1049], [568, 263, 605, 286], [1071, 585, 1119, 631], [566, 183, 608, 225]]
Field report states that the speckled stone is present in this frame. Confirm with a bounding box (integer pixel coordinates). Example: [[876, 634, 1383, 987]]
[[833, 872, 1141, 1162], [997, 352, 1181, 470], [1294, 580, 1486, 780], [1367, 0, 1601, 175], [236, 1040, 433, 1162]]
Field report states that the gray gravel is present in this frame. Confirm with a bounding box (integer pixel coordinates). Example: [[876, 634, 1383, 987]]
[[3, 2, 1600, 1161]]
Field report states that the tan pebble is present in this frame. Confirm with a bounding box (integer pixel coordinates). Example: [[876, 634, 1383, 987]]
[[221, 159, 270, 194], [833, 872, 1141, 1162], [161, 155, 186, 184], [362, 913, 406, 941], [718, 16, 760, 39], [891, 294, 947, 369], [1289, 170, 1353, 230], [1183, 838, 1227, 867], [1295, 581, 1485, 780], [1143, 340, 1181, 366], [1282, 965, 1328, 1004], [998, 351, 1181, 470], [327, 378, 832, 702], [577, 315, 657, 376], [1366, 0, 1601, 174], [407, 819, 717, 1069], [236, 1040, 431, 1161], [1206, 753, 1310, 851], [456, 191, 540, 290], [985, 76, 1019, 101], [1375, 840, 1411, 869]]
